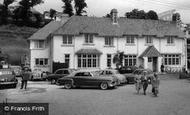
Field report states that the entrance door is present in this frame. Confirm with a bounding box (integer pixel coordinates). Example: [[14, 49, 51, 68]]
[[152, 57, 157, 72]]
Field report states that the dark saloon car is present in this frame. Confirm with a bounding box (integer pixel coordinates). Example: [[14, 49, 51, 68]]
[[0, 69, 18, 89], [57, 70, 118, 90], [125, 69, 153, 84], [118, 66, 138, 74], [46, 68, 76, 84]]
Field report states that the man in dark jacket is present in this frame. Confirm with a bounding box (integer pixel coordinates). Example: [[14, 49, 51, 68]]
[[20, 68, 31, 89]]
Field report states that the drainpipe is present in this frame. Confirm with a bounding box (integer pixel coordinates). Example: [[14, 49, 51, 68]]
[[184, 37, 187, 71]]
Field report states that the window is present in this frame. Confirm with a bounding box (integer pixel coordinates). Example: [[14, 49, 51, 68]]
[[85, 34, 93, 44], [167, 36, 174, 44], [145, 36, 153, 44], [65, 54, 70, 67], [107, 54, 112, 67], [35, 58, 48, 66], [78, 54, 100, 68], [148, 57, 152, 62], [34, 40, 45, 48], [126, 36, 135, 44], [105, 37, 114, 46], [124, 55, 136, 66], [163, 54, 180, 65], [63, 35, 73, 45]]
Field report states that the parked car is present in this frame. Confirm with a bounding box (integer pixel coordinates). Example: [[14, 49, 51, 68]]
[[98, 69, 127, 85], [10, 66, 22, 77], [125, 69, 153, 84], [0, 69, 18, 89], [47, 68, 76, 84], [31, 69, 45, 81], [56, 70, 118, 90], [118, 66, 138, 74]]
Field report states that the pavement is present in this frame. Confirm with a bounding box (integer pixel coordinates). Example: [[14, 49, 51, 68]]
[[1, 74, 190, 115]]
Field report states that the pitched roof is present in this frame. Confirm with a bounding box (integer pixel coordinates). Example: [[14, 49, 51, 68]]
[[75, 48, 102, 55], [53, 16, 184, 37], [139, 45, 161, 57], [28, 21, 63, 40]]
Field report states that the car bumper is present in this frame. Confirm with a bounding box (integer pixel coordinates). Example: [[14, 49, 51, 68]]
[[0, 81, 17, 89], [108, 81, 117, 87]]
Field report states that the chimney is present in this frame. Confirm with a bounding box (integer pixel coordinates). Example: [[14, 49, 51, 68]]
[[111, 9, 118, 24]]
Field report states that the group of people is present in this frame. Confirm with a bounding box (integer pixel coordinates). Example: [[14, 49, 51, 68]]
[[135, 72, 160, 96]]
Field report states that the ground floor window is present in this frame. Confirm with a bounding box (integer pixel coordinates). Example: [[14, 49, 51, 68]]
[[107, 54, 112, 67], [163, 54, 180, 65], [65, 54, 70, 67], [124, 55, 136, 66], [35, 58, 48, 66], [78, 54, 100, 68]]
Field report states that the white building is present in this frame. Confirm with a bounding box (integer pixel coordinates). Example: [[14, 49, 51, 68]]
[[29, 9, 185, 73]]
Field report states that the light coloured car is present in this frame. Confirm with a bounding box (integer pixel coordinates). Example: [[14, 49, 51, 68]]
[[10, 66, 22, 77], [31, 68, 43, 80], [0, 69, 18, 89], [98, 69, 127, 85]]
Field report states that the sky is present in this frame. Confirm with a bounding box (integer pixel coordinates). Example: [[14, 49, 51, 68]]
[[1, 0, 190, 23]]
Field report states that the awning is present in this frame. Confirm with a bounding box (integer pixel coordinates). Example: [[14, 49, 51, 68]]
[[75, 49, 102, 55], [139, 45, 161, 57]]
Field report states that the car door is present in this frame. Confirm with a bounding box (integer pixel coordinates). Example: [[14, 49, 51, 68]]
[[55, 70, 64, 78], [72, 72, 92, 86]]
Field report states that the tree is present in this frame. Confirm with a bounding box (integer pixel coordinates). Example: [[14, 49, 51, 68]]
[[113, 51, 124, 69], [125, 9, 158, 20], [16, 0, 44, 24], [172, 13, 180, 22], [146, 10, 158, 20], [125, 9, 147, 19], [62, 0, 73, 17], [74, 0, 87, 16], [0, 0, 15, 24], [49, 9, 57, 19]]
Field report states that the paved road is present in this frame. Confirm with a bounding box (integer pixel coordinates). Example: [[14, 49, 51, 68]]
[[1, 74, 190, 115]]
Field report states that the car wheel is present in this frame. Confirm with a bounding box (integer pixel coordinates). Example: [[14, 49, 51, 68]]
[[100, 82, 108, 90], [64, 82, 72, 89]]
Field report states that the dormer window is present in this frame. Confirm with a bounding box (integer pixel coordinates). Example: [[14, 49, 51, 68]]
[[167, 36, 175, 45], [85, 34, 93, 44]]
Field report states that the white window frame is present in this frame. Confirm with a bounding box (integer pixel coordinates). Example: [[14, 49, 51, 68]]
[[84, 34, 93, 44], [126, 36, 135, 44], [35, 58, 48, 66], [78, 54, 100, 68], [167, 36, 175, 45], [145, 36, 153, 45], [34, 40, 45, 49], [105, 37, 114, 46], [163, 54, 180, 65], [62, 35, 73, 45], [124, 55, 137, 66]]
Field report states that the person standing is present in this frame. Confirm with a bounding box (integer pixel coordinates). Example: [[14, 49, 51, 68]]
[[151, 73, 160, 96], [20, 68, 31, 89], [141, 71, 149, 95], [160, 63, 164, 73]]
